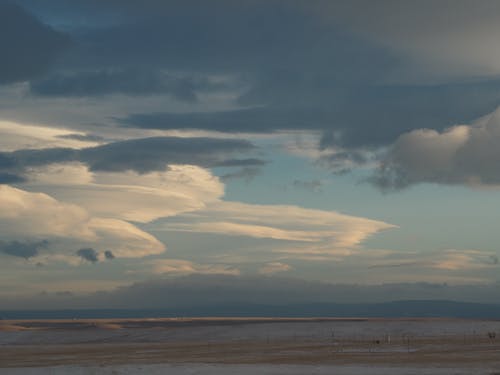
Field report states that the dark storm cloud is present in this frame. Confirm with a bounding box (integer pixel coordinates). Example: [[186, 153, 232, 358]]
[[0, 154, 16, 168], [123, 81, 500, 149], [4, 148, 78, 169], [76, 248, 99, 263], [0, 2, 70, 84], [34, 0, 500, 151], [0, 240, 49, 259], [0, 173, 26, 184], [57, 133, 107, 143], [121, 108, 331, 134], [325, 82, 500, 149], [78, 137, 259, 173], [58, 1, 373, 73], [7, 0, 500, 178], [30, 69, 207, 102], [0, 155, 26, 183], [214, 158, 267, 168], [11, 0, 410, 150], [104, 250, 115, 260], [0, 136, 262, 176]]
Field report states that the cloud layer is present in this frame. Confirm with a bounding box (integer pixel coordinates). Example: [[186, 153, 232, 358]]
[[6, 274, 500, 310], [0, 134, 263, 185], [6, 0, 500, 154], [2, 1, 500, 297]]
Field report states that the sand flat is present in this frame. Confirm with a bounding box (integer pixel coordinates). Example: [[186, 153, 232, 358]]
[[1, 318, 500, 373], [0, 364, 495, 375]]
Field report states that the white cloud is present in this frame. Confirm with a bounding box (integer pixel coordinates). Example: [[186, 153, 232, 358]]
[[25, 164, 224, 223], [0, 185, 94, 240], [0, 163, 228, 265], [375, 107, 500, 188], [27, 163, 94, 185], [87, 218, 164, 258], [171, 221, 319, 242], [0, 120, 100, 151], [259, 262, 292, 275], [150, 258, 240, 276], [1, 163, 226, 264], [154, 200, 396, 256], [370, 249, 499, 271], [431, 250, 498, 271], [0, 185, 165, 261]]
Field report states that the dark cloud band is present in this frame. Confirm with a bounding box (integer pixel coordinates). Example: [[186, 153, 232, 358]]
[[0, 240, 49, 259], [0, 136, 263, 177], [0, 3, 70, 84]]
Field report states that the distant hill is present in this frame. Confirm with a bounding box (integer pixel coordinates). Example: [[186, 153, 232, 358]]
[[2, 300, 500, 319]]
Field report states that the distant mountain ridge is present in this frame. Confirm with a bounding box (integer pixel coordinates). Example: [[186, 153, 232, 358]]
[[2, 300, 500, 320]]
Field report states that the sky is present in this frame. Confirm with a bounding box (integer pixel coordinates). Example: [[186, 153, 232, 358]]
[[2, 0, 500, 309]]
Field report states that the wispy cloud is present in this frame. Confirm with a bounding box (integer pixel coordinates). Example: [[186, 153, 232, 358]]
[[150, 259, 240, 276], [259, 262, 292, 275], [154, 200, 396, 256], [24, 163, 224, 223], [0, 120, 101, 152], [370, 249, 499, 271]]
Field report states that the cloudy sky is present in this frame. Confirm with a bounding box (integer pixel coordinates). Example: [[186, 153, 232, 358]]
[[2, 0, 500, 308]]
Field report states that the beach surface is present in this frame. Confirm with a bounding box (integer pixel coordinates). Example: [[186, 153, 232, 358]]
[[1, 318, 500, 374]]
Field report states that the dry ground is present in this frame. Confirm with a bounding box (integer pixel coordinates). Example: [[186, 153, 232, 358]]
[[1, 318, 500, 370]]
